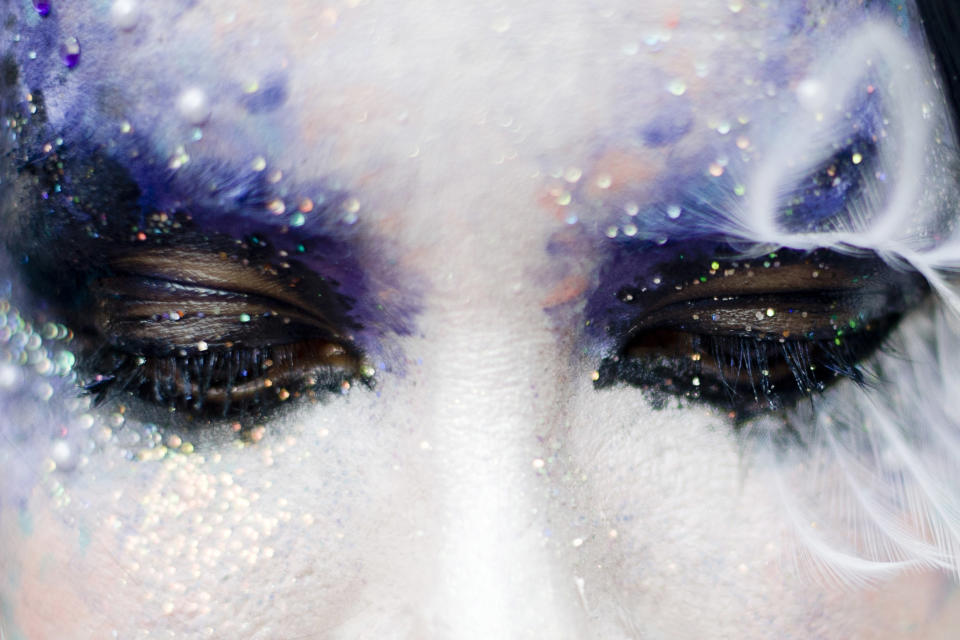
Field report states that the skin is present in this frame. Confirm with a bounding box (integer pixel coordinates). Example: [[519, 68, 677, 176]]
[[1, 0, 959, 638]]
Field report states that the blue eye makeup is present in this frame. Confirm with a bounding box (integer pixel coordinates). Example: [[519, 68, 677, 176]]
[[777, 136, 877, 233]]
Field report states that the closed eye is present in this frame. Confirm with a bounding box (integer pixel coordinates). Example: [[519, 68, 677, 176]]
[[594, 247, 929, 416], [56, 229, 372, 425]]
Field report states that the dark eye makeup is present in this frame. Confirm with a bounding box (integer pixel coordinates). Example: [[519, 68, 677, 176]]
[[18, 221, 372, 426], [82, 243, 370, 420], [0, 79, 927, 431], [594, 247, 929, 416], [0, 99, 384, 429]]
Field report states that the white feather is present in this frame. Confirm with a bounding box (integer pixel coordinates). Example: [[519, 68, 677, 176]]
[[736, 18, 960, 586]]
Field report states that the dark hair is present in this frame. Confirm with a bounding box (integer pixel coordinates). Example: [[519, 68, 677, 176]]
[[916, 0, 960, 125]]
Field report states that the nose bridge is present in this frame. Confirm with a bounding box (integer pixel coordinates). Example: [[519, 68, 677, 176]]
[[417, 303, 584, 638], [398, 162, 586, 635]]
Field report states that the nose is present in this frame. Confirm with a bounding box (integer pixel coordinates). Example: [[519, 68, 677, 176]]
[[371, 141, 594, 637], [414, 300, 587, 639]]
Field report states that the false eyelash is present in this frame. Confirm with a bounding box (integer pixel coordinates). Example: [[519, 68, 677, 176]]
[[83, 338, 367, 421], [594, 323, 894, 416]]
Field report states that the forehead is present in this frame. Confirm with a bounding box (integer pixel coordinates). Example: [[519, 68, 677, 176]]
[[10, 1, 885, 192]]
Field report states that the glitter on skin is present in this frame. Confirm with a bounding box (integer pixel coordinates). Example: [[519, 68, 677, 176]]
[[59, 37, 80, 69], [110, 0, 140, 31], [176, 88, 211, 126], [1, 1, 959, 638]]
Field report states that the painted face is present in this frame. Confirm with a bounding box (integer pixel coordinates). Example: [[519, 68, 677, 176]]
[[1, 1, 959, 637]]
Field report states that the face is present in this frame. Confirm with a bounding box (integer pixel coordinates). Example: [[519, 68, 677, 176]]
[[2, 0, 960, 637]]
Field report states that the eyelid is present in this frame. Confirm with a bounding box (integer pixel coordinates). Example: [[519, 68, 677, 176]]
[[617, 252, 908, 314], [110, 248, 322, 314], [629, 291, 884, 340], [91, 276, 337, 350]]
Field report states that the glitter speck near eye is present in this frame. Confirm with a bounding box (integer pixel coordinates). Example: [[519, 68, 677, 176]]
[[290, 212, 306, 227], [708, 163, 724, 177], [120, 120, 133, 134], [50, 439, 76, 472], [851, 152, 863, 165], [298, 198, 314, 213], [595, 174, 612, 189], [605, 226, 618, 238], [251, 156, 267, 172], [711, 261, 720, 270], [666, 204, 682, 219], [59, 37, 81, 69], [110, 0, 140, 30], [168, 146, 190, 170], [766, 308, 776, 317], [267, 199, 286, 215], [667, 78, 687, 96], [239, 314, 251, 323], [728, 1, 743, 12], [342, 198, 361, 224], [176, 88, 211, 125]]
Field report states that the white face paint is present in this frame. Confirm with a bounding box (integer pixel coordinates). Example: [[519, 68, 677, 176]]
[[1, 1, 959, 638]]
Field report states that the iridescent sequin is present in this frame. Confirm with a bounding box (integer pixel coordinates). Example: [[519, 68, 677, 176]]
[[59, 37, 81, 69], [32, 0, 51, 17]]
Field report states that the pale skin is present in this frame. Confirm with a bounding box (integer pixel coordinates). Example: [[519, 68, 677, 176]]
[[1, 1, 959, 638]]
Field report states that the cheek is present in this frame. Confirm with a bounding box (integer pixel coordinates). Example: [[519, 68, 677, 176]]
[[546, 382, 793, 631], [0, 388, 431, 637], [554, 385, 960, 637]]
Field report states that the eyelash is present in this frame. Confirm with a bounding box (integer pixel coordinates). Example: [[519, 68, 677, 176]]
[[594, 248, 927, 417], [595, 323, 890, 415], [84, 337, 367, 420]]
